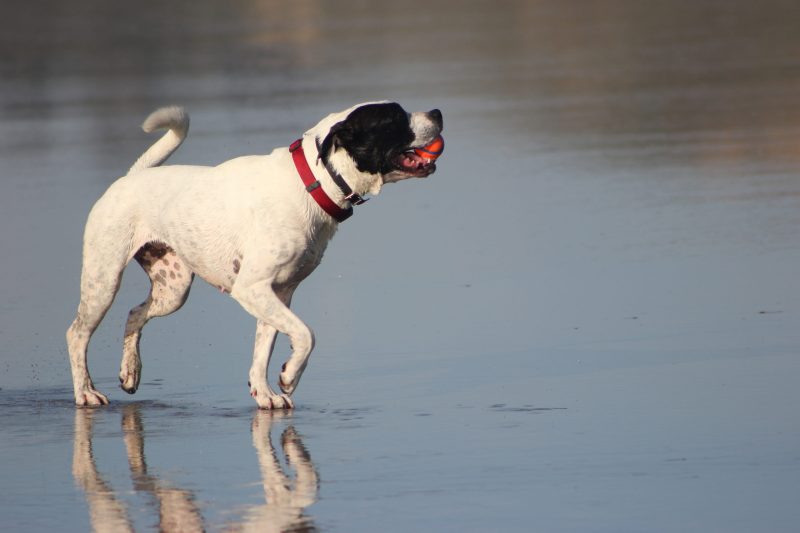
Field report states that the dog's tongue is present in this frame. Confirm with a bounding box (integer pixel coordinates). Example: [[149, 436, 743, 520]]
[[401, 151, 429, 170]]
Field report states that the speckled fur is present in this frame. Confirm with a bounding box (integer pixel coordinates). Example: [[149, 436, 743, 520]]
[[66, 102, 442, 409]]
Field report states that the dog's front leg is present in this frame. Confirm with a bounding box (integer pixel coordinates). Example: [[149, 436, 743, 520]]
[[249, 321, 294, 409], [232, 280, 314, 402]]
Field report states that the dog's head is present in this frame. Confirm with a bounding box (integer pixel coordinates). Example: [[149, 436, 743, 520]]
[[310, 102, 443, 196]]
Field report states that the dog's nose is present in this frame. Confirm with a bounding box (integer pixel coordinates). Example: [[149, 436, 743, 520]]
[[428, 109, 443, 130]]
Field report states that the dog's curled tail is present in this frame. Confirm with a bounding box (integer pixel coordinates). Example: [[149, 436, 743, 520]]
[[127, 106, 190, 174]]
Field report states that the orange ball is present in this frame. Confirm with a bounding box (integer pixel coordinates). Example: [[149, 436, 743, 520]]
[[415, 135, 444, 160]]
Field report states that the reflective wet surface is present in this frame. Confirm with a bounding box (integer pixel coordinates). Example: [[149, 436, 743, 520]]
[[2, 0, 800, 531]]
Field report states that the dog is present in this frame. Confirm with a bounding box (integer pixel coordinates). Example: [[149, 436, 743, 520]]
[[66, 102, 443, 409]]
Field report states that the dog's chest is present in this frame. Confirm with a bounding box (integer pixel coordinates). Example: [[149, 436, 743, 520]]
[[274, 225, 335, 286], [280, 243, 326, 286]]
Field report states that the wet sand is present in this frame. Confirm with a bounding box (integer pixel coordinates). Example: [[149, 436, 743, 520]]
[[2, 0, 800, 531]]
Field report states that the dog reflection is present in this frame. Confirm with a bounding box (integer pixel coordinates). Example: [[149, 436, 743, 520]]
[[72, 406, 318, 532], [229, 411, 319, 533]]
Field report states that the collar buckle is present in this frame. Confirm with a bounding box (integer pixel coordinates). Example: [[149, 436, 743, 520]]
[[346, 193, 368, 205]]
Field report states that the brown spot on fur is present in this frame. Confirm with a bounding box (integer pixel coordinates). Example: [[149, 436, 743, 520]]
[[233, 259, 241, 274], [147, 243, 169, 259], [135, 242, 172, 269]]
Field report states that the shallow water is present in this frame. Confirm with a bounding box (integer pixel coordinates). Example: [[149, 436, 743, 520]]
[[2, 0, 800, 531]]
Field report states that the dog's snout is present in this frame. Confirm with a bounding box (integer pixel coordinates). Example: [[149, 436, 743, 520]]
[[428, 109, 443, 130]]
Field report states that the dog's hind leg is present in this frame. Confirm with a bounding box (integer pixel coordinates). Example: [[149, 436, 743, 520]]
[[67, 259, 126, 406], [119, 243, 194, 394]]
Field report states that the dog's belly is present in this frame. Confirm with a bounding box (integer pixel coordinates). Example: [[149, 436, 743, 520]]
[[165, 234, 328, 295], [173, 248, 239, 292], [192, 259, 238, 292], [150, 225, 243, 292]]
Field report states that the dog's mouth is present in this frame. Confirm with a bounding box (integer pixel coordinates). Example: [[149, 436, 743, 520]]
[[395, 148, 437, 177], [396, 151, 436, 176]]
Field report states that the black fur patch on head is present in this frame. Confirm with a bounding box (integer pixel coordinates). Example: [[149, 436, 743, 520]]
[[319, 103, 414, 174]]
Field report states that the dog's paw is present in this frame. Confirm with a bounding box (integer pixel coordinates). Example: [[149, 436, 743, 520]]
[[250, 384, 294, 410], [278, 367, 299, 395], [75, 389, 109, 407], [119, 361, 141, 394], [119, 372, 140, 394], [270, 393, 294, 410]]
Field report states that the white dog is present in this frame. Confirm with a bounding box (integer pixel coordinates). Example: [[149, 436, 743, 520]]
[[66, 102, 443, 409]]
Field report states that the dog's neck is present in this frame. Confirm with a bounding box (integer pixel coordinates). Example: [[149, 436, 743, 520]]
[[305, 136, 384, 204], [314, 140, 371, 206]]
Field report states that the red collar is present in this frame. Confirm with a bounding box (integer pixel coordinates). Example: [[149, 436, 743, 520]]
[[290, 139, 353, 222]]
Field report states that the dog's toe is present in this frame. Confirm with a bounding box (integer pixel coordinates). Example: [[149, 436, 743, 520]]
[[278, 373, 296, 395], [77, 389, 109, 407], [258, 397, 274, 410], [119, 370, 140, 394], [271, 394, 294, 410], [250, 384, 294, 410], [119, 378, 138, 394]]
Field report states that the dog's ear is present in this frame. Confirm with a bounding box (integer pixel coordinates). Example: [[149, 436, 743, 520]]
[[318, 120, 351, 161]]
